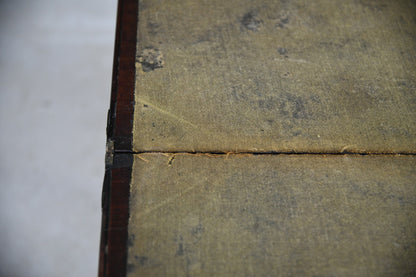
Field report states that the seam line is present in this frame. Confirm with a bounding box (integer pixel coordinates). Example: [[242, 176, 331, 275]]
[[114, 150, 416, 156]]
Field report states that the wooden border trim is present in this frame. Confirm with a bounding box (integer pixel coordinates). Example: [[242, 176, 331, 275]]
[[99, 155, 133, 277], [106, 0, 137, 151], [99, 0, 137, 276]]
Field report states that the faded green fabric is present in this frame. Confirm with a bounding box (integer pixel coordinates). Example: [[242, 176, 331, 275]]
[[127, 154, 416, 276], [127, 0, 416, 276], [133, 0, 416, 153]]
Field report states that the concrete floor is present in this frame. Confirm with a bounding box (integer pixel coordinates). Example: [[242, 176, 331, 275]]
[[0, 0, 117, 276]]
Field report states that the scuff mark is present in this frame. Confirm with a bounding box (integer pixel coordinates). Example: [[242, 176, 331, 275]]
[[341, 145, 358, 153], [138, 98, 198, 128], [137, 154, 149, 163], [168, 155, 176, 166], [138, 183, 201, 219], [105, 139, 114, 167]]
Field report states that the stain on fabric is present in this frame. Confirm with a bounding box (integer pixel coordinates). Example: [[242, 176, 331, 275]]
[[147, 21, 160, 36], [241, 11, 262, 31], [137, 48, 164, 72], [276, 16, 289, 28], [127, 234, 135, 247], [278, 47, 288, 55], [134, 255, 150, 266], [175, 235, 185, 256]]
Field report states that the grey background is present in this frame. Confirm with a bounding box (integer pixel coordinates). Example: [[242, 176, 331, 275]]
[[0, 0, 117, 276]]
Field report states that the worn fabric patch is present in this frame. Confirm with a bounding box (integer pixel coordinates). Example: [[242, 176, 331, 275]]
[[133, 0, 416, 153], [127, 154, 416, 276]]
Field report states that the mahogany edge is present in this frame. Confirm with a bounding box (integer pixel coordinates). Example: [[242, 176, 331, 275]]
[[99, 0, 137, 276]]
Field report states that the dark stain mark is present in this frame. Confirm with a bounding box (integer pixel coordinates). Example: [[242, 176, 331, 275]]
[[360, 40, 369, 50], [377, 126, 413, 140], [364, 186, 412, 206], [276, 16, 289, 28], [397, 80, 416, 90], [257, 92, 318, 121], [143, 104, 148, 108], [134, 255, 150, 267], [147, 21, 160, 36], [191, 223, 204, 237], [266, 119, 274, 125], [137, 47, 164, 72], [287, 93, 314, 119], [127, 234, 135, 247], [398, 81, 408, 87], [292, 97, 307, 119], [253, 215, 279, 232], [281, 17, 289, 24], [278, 47, 288, 56], [241, 11, 263, 31], [397, 196, 405, 206], [176, 236, 184, 256], [176, 242, 184, 256], [310, 95, 321, 103]]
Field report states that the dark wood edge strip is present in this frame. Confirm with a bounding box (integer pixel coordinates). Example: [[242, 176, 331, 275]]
[[99, 154, 133, 277], [99, 0, 137, 275], [104, 154, 133, 277], [106, 0, 137, 151]]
